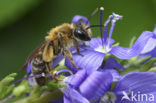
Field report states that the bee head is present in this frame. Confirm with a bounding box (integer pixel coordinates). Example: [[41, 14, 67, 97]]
[[74, 23, 92, 41], [72, 8, 99, 41]]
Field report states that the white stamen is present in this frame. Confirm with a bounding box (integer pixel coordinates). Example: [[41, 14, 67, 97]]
[[94, 46, 111, 53], [100, 7, 104, 11]]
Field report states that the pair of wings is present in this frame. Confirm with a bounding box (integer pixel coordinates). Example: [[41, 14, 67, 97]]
[[21, 41, 46, 70], [21, 35, 61, 70]]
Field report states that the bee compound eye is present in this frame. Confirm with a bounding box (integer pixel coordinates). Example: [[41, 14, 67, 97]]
[[74, 28, 91, 41], [76, 30, 83, 35]]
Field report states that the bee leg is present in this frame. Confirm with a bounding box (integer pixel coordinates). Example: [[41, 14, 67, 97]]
[[45, 62, 51, 72], [83, 42, 87, 46], [52, 71, 62, 81], [82, 42, 90, 47], [45, 62, 62, 81], [45, 62, 52, 78], [64, 50, 82, 69], [76, 46, 84, 57]]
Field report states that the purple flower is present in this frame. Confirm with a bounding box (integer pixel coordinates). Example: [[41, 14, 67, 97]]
[[139, 26, 156, 61], [97, 57, 124, 82], [62, 70, 156, 103], [141, 26, 156, 54], [112, 72, 156, 103], [61, 69, 113, 103], [66, 9, 155, 75], [72, 15, 90, 26], [24, 10, 156, 103]]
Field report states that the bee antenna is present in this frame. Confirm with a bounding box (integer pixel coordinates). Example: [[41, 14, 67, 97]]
[[86, 24, 104, 29], [86, 8, 99, 25]]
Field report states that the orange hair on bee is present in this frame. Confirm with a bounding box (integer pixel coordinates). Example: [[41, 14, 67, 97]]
[[43, 42, 53, 62]]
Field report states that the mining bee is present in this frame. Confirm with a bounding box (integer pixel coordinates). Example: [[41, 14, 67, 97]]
[[21, 8, 101, 86]]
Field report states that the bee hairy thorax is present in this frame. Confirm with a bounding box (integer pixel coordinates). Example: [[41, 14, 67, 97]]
[[48, 23, 75, 55]]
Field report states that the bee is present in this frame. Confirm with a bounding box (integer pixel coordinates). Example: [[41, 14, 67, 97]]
[[21, 8, 100, 86]]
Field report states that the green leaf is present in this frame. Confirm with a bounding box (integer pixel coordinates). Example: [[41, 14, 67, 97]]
[[112, 42, 120, 47], [13, 80, 31, 97], [127, 56, 150, 67], [0, 73, 17, 99], [129, 36, 136, 48], [140, 58, 156, 72], [43, 80, 66, 92]]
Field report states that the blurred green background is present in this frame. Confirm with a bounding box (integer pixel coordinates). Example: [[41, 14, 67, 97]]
[[0, 0, 156, 79]]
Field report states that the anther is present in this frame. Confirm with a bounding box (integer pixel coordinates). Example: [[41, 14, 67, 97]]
[[100, 7, 104, 11], [112, 13, 123, 23]]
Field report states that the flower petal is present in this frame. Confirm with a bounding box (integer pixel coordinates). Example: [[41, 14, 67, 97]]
[[62, 86, 90, 103], [104, 57, 125, 70], [97, 57, 123, 82], [153, 25, 156, 34], [113, 72, 156, 103], [98, 68, 122, 82], [69, 69, 87, 89], [52, 54, 64, 68], [139, 47, 156, 63], [65, 50, 105, 74], [111, 31, 154, 59], [79, 71, 112, 100], [64, 96, 71, 103], [72, 15, 89, 26], [89, 38, 115, 50], [141, 37, 156, 54], [105, 69, 122, 82], [89, 38, 103, 49], [50, 98, 63, 103], [148, 47, 156, 58]]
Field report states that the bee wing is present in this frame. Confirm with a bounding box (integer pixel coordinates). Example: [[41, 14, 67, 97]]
[[21, 41, 46, 70]]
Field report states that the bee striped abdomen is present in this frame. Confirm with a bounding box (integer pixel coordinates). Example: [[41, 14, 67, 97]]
[[32, 52, 48, 86]]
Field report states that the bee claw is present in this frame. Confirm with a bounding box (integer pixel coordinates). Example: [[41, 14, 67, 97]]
[[52, 71, 62, 81]]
